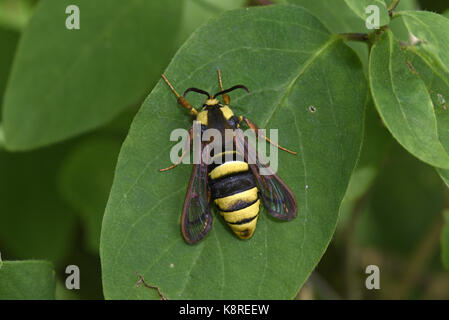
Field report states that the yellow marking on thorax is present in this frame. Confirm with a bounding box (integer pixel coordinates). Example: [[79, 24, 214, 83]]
[[220, 199, 260, 223], [209, 161, 249, 180], [206, 99, 219, 105], [220, 105, 234, 120], [196, 110, 208, 125], [214, 187, 258, 211]]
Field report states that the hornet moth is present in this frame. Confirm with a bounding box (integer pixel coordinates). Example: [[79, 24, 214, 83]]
[[160, 70, 298, 244]]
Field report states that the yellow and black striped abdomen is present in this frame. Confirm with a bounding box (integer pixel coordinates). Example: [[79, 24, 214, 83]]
[[209, 158, 260, 239]]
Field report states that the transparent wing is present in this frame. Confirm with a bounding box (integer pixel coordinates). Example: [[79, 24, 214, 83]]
[[180, 144, 212, 244], [234, 130, 297, 221]]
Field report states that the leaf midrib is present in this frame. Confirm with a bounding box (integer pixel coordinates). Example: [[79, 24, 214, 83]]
[[263, 36, 339, 128]]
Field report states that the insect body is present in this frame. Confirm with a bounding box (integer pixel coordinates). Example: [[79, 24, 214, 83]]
[[161, 70, 298, 244], [209, 150, 260, 239]]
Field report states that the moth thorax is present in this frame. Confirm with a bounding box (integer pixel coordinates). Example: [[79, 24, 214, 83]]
[[205, 98, 219, 106]]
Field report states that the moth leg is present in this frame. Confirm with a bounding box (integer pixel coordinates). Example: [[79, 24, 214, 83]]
[[217, 69, 231, 105], [161, 74, 198, 116], [159, 125, 193, 172], [241, 117, 297, 155]]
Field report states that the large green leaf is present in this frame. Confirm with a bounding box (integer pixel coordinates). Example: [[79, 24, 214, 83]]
[[369, 30, 449, 169], [0, 259, 55, 299], [2, 0, 181, 150], [101, 5, 367, 299], [344, 0, 390, 27], [398, 11, 449, 74]]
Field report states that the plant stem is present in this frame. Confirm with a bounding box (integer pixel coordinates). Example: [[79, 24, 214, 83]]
[[339, 33, 369, 43], [388, 0, 401, 17]]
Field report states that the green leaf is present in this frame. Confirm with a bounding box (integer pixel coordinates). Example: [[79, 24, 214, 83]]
[[286, 0, 369, 69], [175, 0, 245, 46], [389, 0, 420, 42], [0, 146, 77, 264], [344, 0, 390, 27], [442, 210, 449, 272], [369, 30, 449, 169], [0, 260, 56, 299], [285, 0, 418, 74], [395, 0, 419, 11], [0, 26, 19, 109], [101, 5, 367, 299], [2, 0, 182, 151], [58, 137, 122, 253], [399, 11, 449, 74], [401, 46, 449, 183]]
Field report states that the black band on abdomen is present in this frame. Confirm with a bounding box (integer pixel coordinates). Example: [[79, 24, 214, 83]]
[[209, 171, 256, 199]]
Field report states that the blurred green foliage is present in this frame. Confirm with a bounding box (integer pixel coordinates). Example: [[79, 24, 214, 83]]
[[0, 0, 449, 300]]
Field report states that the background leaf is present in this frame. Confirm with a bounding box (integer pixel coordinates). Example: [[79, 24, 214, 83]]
[[402, 48, 449, 185], [101, 5, 367, 299], [399, 11, 449, 74], [175, 0, 246, 47], [58, 137, 122, 253], [0, 259, 56, 299], [389, 0, 421, 42], [0, 26, 18, 111], [0, 146, 77, 264], [369, 30, 449, 169], [2, 0, 182, 150]]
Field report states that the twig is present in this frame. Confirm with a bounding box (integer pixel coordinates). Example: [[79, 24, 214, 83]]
[[339, 33, 369, 43], [388, 0, 401, 17], [134, 272, 168, 300]]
